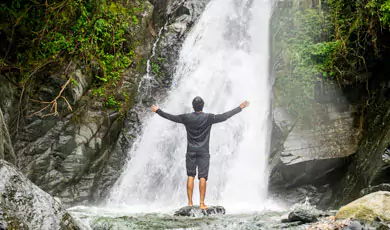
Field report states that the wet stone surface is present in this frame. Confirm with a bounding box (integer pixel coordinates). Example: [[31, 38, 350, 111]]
[[285, 210, 318, 223], [174, 206, 226, 217]]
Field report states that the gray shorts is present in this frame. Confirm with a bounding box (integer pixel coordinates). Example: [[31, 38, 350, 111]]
[[186, 152, 210, 180]]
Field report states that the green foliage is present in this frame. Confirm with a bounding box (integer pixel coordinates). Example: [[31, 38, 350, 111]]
[[273, 4, 332, 118], [92, 88, 105, 97], [380, 0, 390, 26], [324, 0, 387, 82], [312, 40, 342, 77], [150, 57, 165, 77], [273, 0, 390, 125], [105, 95, 121, 109], [71, 78, 79, 87], [0, 0, 146, 110], [151, 62, 160, 76], [122, 91, 129, 102], [132, 15, 139, 25]]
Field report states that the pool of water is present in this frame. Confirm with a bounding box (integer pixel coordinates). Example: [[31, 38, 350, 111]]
[[68, 203, 315, 230]]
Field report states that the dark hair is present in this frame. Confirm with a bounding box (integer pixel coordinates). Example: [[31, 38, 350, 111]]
[[192, 96, 204, 112]]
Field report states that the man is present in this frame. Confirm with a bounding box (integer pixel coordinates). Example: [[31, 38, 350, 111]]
[[151, 97, 249, 210]]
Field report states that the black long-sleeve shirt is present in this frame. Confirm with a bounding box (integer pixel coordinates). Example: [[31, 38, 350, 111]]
[[156, 107, 242, 153]]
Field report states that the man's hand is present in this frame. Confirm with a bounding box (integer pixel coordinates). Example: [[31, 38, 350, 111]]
[[151, 104, 159, 112], [239, 101, 249, 109]]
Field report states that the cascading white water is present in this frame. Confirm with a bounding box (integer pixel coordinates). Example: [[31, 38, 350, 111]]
[[138, 23, 168, 98], [108, 0, 272, 213]]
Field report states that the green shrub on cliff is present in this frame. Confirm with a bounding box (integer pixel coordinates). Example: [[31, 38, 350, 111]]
[[273, 0, 390, 123], [324, 0, 390, 84], [0, 0, 148, 114], [273, 3, 333, 118]]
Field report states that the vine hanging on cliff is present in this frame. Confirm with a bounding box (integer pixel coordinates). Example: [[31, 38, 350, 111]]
[[28, 60, 73, 118]]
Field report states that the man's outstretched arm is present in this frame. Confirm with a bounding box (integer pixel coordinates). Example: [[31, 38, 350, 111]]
[[152, 104, 184, 124], [210, 101, 249, 124]]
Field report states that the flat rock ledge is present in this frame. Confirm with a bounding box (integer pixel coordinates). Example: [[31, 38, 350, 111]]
[[174, 206, 226, 217]]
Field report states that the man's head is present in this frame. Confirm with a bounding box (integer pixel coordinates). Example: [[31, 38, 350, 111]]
[[192, 96, 204, 112]]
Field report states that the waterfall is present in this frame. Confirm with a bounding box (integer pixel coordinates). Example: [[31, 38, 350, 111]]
[[138, 22, 167, 99], [108, 0, 272, 213]]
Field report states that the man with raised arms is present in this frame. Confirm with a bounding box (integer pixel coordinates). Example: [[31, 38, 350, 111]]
[[151, 97, 249, 210]]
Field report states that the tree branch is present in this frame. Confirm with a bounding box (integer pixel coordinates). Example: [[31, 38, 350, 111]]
[[27, 60, 74, 118]]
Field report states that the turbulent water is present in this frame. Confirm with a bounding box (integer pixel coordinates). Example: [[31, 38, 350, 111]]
[[108, 0, 272, 213]]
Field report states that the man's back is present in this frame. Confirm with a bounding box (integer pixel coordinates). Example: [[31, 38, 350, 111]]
[[156, 107, 242, 153], [182, 112, 212, 153]]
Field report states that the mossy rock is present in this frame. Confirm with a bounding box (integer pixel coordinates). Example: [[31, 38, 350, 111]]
[[336, 191, 390, 222]]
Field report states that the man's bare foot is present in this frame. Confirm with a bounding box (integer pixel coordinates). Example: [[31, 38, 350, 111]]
[[188, 202, 193, 206], [200, 202, 208, 210]]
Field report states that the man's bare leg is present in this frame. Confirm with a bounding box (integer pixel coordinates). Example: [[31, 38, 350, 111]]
[[187, 176, 194, 206], [199, 178, 208, 209]]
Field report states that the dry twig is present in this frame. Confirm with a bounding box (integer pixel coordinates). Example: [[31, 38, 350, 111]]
[[28, 60, 74, 118]]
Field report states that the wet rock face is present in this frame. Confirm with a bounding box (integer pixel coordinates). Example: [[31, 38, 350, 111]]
[[331, 101, 390, 207], [270, 184, 333, 209], [270, 100, 358, 188], [14, 109, 125, 206], [0, 109, 16, 164], [278, 102, 358, 165], [269, 81, 359, 204], [0, 77, 18, 129], [360, 183, 390, 196], [0, 160, 79, 229], [174, 206, 226, 217], [147, 0, 210, 97]]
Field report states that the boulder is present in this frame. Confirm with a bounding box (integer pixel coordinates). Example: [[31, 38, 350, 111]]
[[287, 210, 318, 223], [336, 191, 390, 222], [174, 206, 226, 217], [281, 200, 325, 225], [0, 160, 79, 229], [271, 102, 358, 189]]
